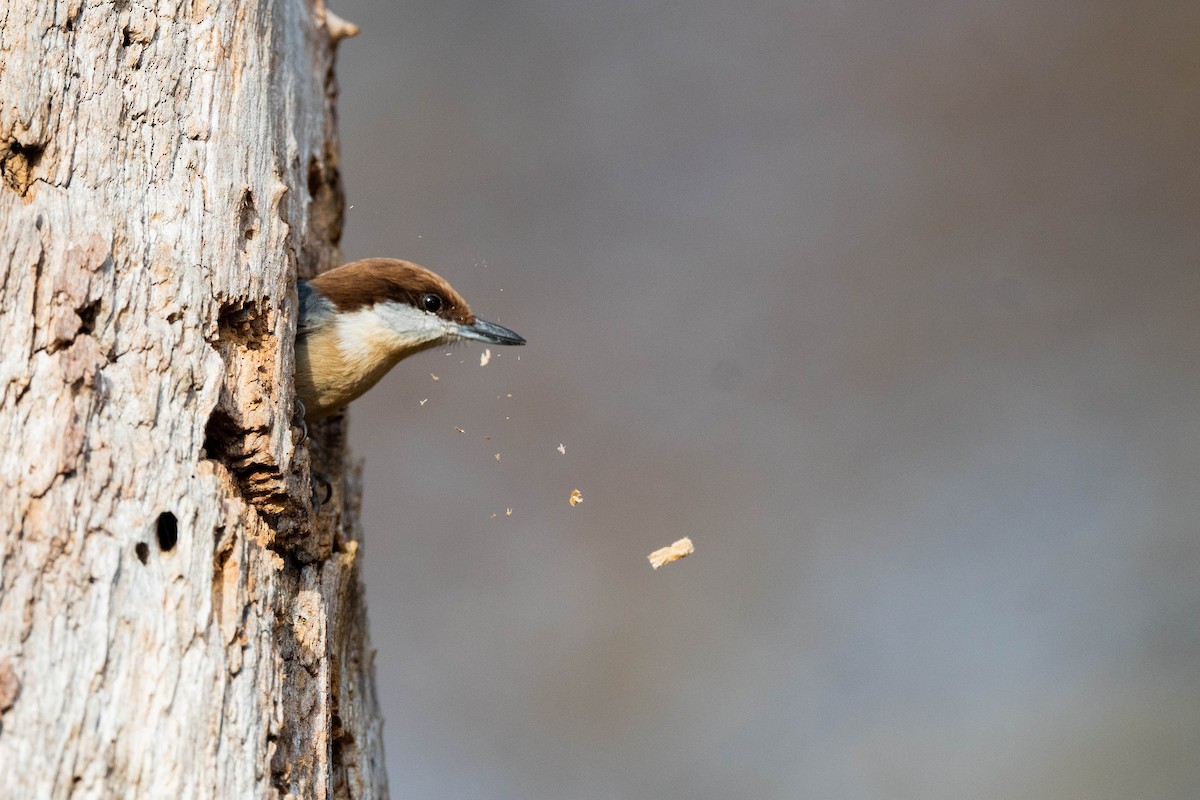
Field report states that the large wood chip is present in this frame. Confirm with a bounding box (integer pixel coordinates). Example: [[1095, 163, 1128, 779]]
[[648, 537, 695, 569]]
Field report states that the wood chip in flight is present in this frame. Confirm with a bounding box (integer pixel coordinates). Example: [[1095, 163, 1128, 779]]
[[648, 537, 695, 569]]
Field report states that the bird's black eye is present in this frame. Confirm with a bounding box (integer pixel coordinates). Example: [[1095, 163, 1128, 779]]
[[421, 293, 443, 313]]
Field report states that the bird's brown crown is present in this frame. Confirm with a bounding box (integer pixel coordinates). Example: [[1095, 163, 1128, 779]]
[[307, 258, 475, 325]]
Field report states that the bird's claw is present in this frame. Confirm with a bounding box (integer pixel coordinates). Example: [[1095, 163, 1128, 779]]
[[292, 399, 309, 444], [310, 471, 332, 514]]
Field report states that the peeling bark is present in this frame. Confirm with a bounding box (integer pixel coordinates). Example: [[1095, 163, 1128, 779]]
[[0, 1, 386, 797]]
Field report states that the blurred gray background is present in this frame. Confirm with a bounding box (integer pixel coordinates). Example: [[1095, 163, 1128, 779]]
[[331, 1, 1200, 797]]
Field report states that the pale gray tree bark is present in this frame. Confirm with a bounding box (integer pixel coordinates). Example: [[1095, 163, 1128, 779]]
[[0, 1, 387, 797]]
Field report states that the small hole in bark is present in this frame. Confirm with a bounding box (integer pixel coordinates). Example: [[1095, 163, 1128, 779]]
[[77, 299, 101, 335], [135, 542, 149, 564], [1, 141, 46, 196], [238, 188, 259, 243], [203, 406, 237, 460], [156, 512, 178, 552], [307, 156, 323, 198], [10, 141, 44, 168]]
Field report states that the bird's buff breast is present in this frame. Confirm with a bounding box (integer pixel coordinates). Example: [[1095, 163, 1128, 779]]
[[294, 313, 420, 420]]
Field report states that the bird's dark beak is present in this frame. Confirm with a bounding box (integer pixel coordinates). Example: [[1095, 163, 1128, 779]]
[[456, 317, 526, 346]]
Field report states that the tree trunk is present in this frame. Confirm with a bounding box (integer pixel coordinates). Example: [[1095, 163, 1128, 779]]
[[0, 2, 387, 797]]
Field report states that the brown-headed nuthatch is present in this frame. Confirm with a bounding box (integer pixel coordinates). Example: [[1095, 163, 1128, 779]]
[[295, 258, 525, 421]]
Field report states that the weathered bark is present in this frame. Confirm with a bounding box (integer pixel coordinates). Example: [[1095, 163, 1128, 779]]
[[0, 2, 386, 797]]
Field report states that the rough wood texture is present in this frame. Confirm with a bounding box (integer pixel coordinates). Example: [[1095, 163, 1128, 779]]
[[0, 1, 386, 797]]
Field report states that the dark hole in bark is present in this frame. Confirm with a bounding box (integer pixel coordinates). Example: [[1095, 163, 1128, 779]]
[[203, 406, 237, 461], [135, 542, 149, 564], [238, 188, 259, 243], [156, 512, 178, 552], [77, 299, 101, 335], [307, 156, 323, 198], [8, 141, 44, 168], [1, 140, 46, 196]]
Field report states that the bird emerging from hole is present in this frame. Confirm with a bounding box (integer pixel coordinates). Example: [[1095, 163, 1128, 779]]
[[295, 258, 525, 421]]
